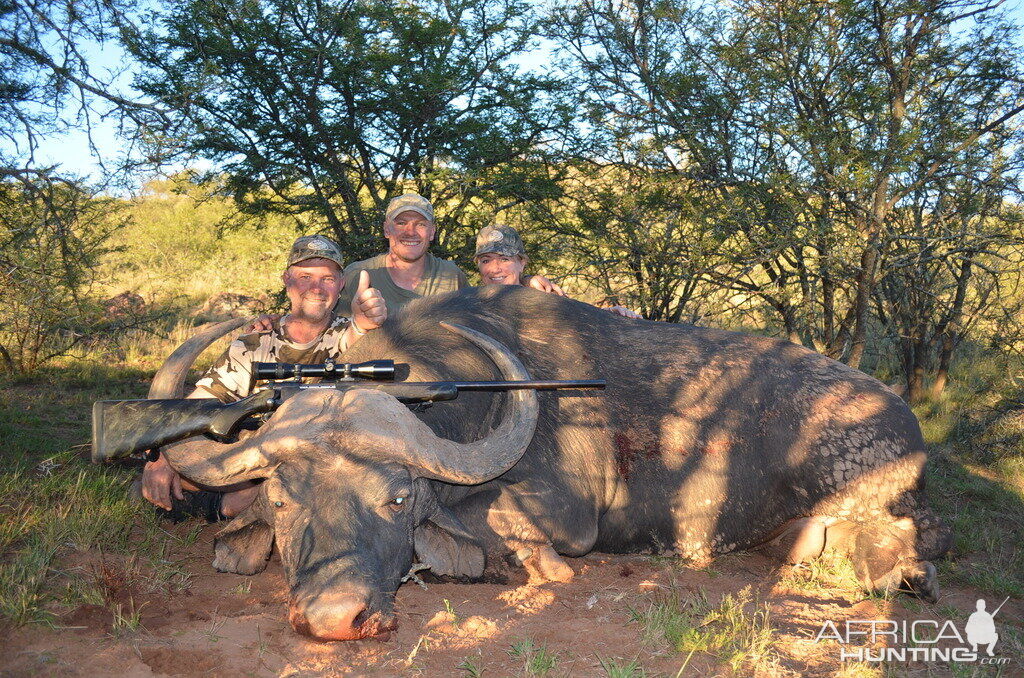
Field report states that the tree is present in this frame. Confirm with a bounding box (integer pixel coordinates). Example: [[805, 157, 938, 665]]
[[533, 162, 723, 323], [549, 0, 1024, 372], [875, 140, 1024, 402], [1, 0, 164, 181], [1, 1, 168, 373], [127, 0, 574, 263]]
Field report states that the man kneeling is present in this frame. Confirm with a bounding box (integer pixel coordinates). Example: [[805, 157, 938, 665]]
[[140, 235, 387, 521]]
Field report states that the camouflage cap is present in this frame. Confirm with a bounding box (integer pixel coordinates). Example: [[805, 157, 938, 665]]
[[287, 235, 344, 270], [385, 193, 434, 223], [474, 224, 526, 259]]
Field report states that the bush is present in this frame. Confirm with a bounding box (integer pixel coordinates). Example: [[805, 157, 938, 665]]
[[0, 177, 155, 373]]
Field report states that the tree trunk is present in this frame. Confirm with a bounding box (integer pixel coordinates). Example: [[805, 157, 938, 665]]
[[930, 331, 954, 399], [848, 244, 878, 369], [906, 333, 928, 405]]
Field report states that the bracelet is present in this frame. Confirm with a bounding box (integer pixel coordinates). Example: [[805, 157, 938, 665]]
[[351, 323, 366, 336]]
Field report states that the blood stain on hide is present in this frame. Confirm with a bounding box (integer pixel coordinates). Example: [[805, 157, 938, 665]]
[[614, 433, 660, 480]]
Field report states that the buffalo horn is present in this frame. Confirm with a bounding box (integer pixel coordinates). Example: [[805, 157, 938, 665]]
[[394, 322, 539, 484], [149, 317, 249, 398], [163, 322, 540, 487]]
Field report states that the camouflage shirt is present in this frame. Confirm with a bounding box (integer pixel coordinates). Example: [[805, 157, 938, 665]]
[[195, 315, 353, 402]]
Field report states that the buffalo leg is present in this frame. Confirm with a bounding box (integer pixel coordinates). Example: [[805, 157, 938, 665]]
[[212, 493, 274, 575], [752, 517, 828, 564], [446, 487, 576, 583]]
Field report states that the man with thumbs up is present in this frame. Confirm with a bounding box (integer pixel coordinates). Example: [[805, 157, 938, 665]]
[[139, 234, 386, 520], [334, 193, 469, 315]]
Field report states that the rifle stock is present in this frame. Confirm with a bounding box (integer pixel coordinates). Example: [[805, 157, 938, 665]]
[[91, 390, 277, 463]]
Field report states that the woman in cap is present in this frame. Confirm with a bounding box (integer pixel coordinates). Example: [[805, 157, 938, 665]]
[[474, 224, 641, 319]]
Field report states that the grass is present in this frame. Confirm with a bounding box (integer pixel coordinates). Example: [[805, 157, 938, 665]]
[[776, 550, 862, 596], [443, 597, 462, 626], [597, 655, 648, 677], [110, 598, 146, 637], [900, 352, 1024, 599], [458, 653, 484, 677], [202, 618, 227, 643], [927, 455, 1024, 597], [0, 461, 144, 625], [507, 638, 560, 677], [0, 362, 167, 627], [231, 578, 253, 595], [628, 585, 776, 674]]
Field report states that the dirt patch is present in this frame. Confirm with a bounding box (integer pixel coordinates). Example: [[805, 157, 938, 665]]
[[1, 526, 1021, 677]]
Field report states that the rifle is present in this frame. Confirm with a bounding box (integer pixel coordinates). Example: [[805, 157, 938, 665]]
[[91, 359, 605, 463]]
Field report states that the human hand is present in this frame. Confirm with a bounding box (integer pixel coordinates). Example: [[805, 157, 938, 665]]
[[524, 274, 566, 297], [351, 270, 387, 331], [142, 454, 184, 511], [246, 314, 280, 332], [606, 305, 642, 319]]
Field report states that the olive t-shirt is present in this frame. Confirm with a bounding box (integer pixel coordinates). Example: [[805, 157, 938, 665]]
[[335, 253, 468, 316]]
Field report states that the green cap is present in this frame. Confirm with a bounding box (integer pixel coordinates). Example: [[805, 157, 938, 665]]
[[385, 193, 435, 223], [475, 224, 526, 258], [287, 235, 344, 269]]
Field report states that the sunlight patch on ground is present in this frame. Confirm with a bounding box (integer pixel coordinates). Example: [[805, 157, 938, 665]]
[[497, 585, 556, 615]]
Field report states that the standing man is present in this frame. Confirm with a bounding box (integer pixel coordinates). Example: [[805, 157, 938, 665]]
[[335, 193, 469, 315], [141, 234, 387, 521]]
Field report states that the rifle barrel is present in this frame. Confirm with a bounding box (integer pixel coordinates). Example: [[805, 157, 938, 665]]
[[450, 379, 605, 391]]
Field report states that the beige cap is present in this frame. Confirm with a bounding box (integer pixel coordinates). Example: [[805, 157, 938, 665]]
[[475, 223, 526, 259], [287, 235, 344, 269], [385, 193, 434, 223]]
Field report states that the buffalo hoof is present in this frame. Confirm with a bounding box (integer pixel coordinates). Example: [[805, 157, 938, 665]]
[[212, 544, 269, 576], [212, 524, 272, 575], [756, 517, 827, 564], [520, 545, 575, 584], [902, 560, 940, 604], [866, 560, 939, 604]]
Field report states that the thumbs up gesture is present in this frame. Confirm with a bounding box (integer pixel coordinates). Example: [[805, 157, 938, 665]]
[[351, 270, 387, 332]]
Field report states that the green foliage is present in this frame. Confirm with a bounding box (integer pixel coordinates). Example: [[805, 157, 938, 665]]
[[0, 365, 150, 626], [776, 551, 862, 597], [0, 0, 155, 177], [102, 173, 297, 304], [597, 655, 647, 678], [0, 456, 139, 625], [547, 0, 1024, 377], [127, 0, 573, 265], [458, 653, 484, 678], [539, 164, 726, 323], [928, 456, 1024, 597]]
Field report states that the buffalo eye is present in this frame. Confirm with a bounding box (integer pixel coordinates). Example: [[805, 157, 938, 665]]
[[274, 501, 284, 508], [388, 495, 408, 513]]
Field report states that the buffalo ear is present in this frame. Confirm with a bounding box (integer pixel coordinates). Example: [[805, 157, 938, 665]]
[[414, 504, 485, 579], [212, 493, 275, 576]]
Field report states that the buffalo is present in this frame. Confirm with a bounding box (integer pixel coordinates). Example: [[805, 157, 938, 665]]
[[153, 285, 951, 641]]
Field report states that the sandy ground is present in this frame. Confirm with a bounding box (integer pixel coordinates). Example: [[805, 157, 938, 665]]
[[1, 522, 1021, 677]]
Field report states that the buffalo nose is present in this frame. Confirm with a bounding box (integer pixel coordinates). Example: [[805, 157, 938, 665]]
[[288, 591, 394, 641]]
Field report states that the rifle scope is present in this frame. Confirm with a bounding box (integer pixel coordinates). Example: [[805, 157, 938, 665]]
[[253, 359, 395, 381]]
